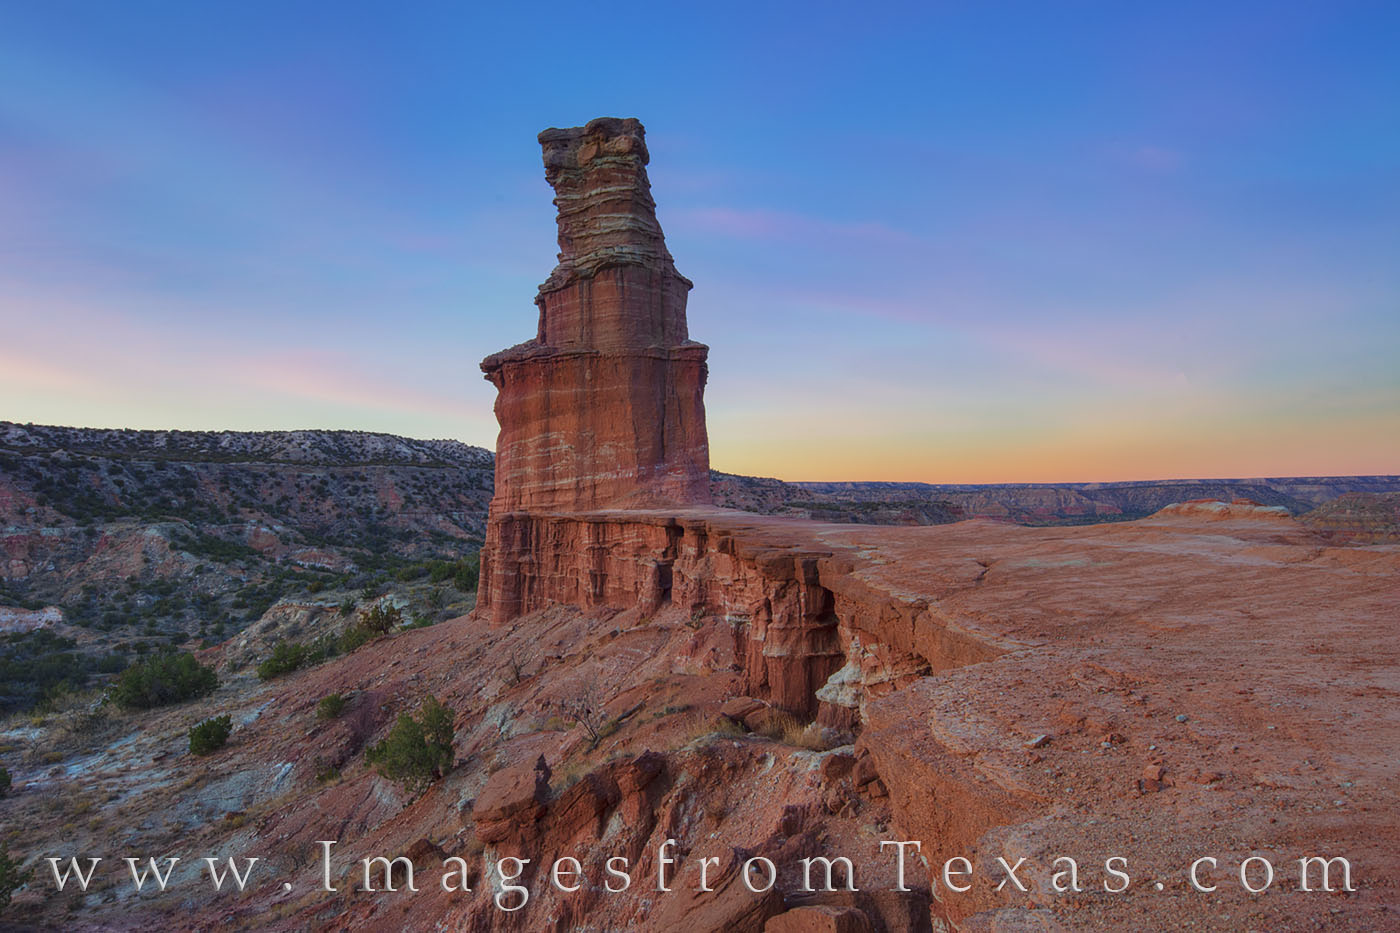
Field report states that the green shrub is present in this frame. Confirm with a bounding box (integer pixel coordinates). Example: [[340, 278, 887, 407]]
[[257, 640, 315, 680], [188, 715, 232, 755], [96, 653, 127, 674], [394, 564, 427, 583], [1, 842, 31, 911], [0, 630, 131, 715], [339, 597, 356, 617], [110, 651, 218, 709], [365, 696, 455, 794], [0, 767, 10, 797], [452, 555, 479, 593], [316, 693, 347, 720], [359, 602, 402, 636], [338, 623, 372, 654]]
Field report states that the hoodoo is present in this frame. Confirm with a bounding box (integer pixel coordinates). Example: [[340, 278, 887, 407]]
[[476, 117, 712, 623]]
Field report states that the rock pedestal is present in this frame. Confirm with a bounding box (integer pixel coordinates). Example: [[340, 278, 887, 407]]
[[477, 117, 712, 623]]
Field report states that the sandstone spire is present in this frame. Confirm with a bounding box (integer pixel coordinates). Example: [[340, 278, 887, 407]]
[[476, 118, 712, 623], [480, 117, 712, 513]]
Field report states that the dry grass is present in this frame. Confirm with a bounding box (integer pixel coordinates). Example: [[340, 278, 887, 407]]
[[550, 759, 589, 798], [752, 711, 796, 741], [783, 720, 831, 751], [753, 712, 832, 751], [21, 690, 124, 767], [682, 713, 745, 745]]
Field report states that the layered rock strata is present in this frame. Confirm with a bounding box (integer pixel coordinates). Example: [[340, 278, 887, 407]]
[[479, 117, 710, 515], [477, 509, 975, 722], [477, 117, 712, 624], [466, 504, 1400, 930]]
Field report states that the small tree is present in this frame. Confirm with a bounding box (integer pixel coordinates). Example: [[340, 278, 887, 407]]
[[366, 696, 455, 794], [0, 767, 10, 798], [541, 691, 607, 746], [110, 651, 218, 709], [359, 602, 403, 636], [1, 842, 30, 911], [257, 640, 312, 680], [188, 715, 232, 755], [419, 696, 454, 760], [452, 555, 480, 593]]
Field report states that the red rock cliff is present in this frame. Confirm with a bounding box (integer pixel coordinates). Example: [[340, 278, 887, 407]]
[[477, 117, 712, 623], [480, 117, 710, 514]]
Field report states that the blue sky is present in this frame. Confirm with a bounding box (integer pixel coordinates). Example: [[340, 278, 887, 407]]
[[1, 1, 1396, 481]]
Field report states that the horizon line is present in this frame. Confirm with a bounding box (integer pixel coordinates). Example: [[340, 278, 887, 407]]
[[4, 419, 1396, 488]]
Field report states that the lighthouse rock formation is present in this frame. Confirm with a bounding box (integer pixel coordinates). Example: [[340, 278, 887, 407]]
[[476, 117, 714, 624], [480, 116, 711, 513]]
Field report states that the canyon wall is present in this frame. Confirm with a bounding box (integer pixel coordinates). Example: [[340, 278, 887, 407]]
[[478, 509, 1002, 728]]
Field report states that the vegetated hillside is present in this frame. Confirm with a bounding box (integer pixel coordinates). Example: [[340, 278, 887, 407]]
[[0, 422, 492, 712], [1299, 491, 1400, 544], [712, 470, 1400, 526]]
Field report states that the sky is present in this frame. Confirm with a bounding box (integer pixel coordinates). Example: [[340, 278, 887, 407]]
[[1, 1, 1396, 483]]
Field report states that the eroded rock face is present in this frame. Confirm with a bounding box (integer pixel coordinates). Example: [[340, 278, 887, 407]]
[[477, 117, 713, 625], [472, 509, 959, 719], [480, 117, 711, 517]]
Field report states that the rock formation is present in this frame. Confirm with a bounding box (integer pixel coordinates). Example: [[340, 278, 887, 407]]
[[477, 117, 712, 622], [480, 117, 710, 514]]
